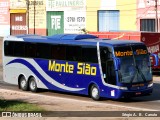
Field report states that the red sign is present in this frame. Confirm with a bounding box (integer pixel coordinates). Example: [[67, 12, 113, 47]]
[[0, 0, 10, 25]]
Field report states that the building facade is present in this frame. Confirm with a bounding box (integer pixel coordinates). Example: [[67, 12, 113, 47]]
[[0, 0, 10, 36], [137, 0, 160, 32], [86, 0, 137, 32], [10, 0, 27, 35], [46, 0, 86, 35], [0, 0, 159, 36], [29, 0, 46, 35]]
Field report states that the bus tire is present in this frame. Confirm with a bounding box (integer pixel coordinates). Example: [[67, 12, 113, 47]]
[[19, 76, 28, 91], [90, 84, 100, 101], [29, 77, 38, 92]]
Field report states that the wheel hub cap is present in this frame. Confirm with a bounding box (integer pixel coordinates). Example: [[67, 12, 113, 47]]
[[92, 87, 98, 98]]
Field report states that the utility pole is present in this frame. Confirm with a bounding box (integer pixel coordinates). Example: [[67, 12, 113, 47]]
[[33, 0, 35, 34], [26, 0, 29, 34], [155, 0, 158, 32]]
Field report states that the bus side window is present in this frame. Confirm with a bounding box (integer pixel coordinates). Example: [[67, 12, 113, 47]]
[[13, 42, 25, 57], [82, 46, 98, 63], [51, 45, 66, 60], [4, 41, 14, 56], [100, 47, 112, 62], [66, 46, 82, 62], [36, 43, 51, 59], [25, 43, 37, 58]]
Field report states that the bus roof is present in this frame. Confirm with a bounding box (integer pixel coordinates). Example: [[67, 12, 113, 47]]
[[5, 34, 144, 46]]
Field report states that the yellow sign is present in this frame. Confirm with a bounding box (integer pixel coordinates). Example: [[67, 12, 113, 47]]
[[48, 60, 74, 73], [77, 63, 97, 76], [136, 49, 147, 55], [115, 51, 133, 57], [48, 60, 97, 76], [115, 49, 147, 57], [10, 9, 27, 13]]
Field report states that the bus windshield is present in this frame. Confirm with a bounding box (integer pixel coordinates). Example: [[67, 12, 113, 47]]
[[114, 45, 152, 84]]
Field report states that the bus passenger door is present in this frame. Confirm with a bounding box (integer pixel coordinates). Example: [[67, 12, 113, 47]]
[[100, 47, 116, 85], [106, 60, 116, 85]]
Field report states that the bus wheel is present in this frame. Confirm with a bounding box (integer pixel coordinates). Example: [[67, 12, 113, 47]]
[[90, 84, 100, 101], [29, 77, 38, 92], [19, 76, 28, 91]]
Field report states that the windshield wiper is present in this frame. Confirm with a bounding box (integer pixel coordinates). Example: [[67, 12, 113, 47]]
[[130, 45, 147, 84], [130, 69, 138, 84], [136, 66, 147, 82], [130, 65, 147, 84], [118, 70, 123, 82]]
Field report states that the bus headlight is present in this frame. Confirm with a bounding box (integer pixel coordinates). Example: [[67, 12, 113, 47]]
[[118, 86, 128, 90], [148, 83, 153, 88]]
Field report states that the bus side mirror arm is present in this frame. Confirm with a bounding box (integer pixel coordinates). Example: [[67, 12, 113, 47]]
[[150, 53, 159, 66], [112, 57, 121, 70]]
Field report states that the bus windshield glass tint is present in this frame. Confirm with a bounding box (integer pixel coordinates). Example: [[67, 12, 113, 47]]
[[114, 45, 152, 83]]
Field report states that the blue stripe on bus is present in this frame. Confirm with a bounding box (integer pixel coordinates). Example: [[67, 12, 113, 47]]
[[6, 59, 85, 91], [6, 59, 54, 89]]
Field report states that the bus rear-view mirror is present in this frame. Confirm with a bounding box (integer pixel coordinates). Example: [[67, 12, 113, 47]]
[[150, 53, 159, 67]]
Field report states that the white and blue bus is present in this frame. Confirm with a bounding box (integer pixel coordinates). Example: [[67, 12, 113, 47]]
[[2, 34, 159, 100]]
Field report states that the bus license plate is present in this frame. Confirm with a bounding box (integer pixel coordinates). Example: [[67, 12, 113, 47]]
[[135, 92, 141, 95]]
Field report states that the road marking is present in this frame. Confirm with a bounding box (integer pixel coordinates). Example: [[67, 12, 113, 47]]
[[0, 88, 159, 111]]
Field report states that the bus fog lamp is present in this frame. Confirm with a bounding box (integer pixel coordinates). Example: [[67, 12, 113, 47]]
[[148, 83, 153, 88], [119, 86, 128, 90]]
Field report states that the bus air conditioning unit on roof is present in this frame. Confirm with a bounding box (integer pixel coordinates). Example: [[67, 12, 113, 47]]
[[47, 34, 98, 40]]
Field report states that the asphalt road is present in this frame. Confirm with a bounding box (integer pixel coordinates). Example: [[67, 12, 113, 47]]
[[0, 69, 160, 111]]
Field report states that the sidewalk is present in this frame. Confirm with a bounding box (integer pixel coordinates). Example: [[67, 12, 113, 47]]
[[0, 89, 138, 111], [0, 89, 160, 120]]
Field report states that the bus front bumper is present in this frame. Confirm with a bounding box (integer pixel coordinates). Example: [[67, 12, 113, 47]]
[[121, 88, 153, 98]]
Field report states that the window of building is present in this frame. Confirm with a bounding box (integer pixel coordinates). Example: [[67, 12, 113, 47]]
[[98, 10, 119, 31], [140, 19, 155, 32]]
